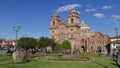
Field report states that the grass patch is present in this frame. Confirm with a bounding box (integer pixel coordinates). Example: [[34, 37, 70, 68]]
[[0, 54, 118, 68]]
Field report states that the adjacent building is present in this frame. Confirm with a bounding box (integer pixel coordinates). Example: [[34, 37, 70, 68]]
[[5, 40, 17, 47], [0, 38, 6, 48], [50, 9, 109, 53], [109, 35, 120, 56]]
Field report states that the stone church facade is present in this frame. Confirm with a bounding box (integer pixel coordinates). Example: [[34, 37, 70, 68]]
[[50, 9, 109, 53]]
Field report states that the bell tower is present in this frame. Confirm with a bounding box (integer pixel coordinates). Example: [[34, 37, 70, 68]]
[[50, 13, 60, 40], [50, 13, 60, 28], [67, 9, 79, 26]]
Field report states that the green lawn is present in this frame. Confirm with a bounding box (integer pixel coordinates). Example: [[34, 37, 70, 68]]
[[0, 55, 118, 68]]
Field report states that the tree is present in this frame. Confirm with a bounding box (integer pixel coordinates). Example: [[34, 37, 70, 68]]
[[49, 39, 56, 50], [37, 37, 48, 48], [37, 37, 57, 53], [61, 40, 71, 50], [37, 37, 56, 49], [54, 44, 61, 53], [17, 37, 37, 49]]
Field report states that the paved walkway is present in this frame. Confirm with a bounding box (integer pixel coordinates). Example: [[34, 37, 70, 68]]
[[0, 50, 8, 55]]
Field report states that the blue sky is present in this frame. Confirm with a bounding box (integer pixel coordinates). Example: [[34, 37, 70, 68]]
[[0, 0, 120, 39]]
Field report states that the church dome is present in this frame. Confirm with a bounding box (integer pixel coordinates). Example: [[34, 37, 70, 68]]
[[70, 9, 78, 14], [79, 20, 90, 30], [52, 13, 60, 18], [68, 9, 79, 18], [80, 20, 89, 27]]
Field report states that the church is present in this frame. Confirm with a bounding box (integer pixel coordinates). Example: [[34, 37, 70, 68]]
[[50, 9, 109, 53]]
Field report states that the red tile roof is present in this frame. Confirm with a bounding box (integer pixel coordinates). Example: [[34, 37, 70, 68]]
[[5, 40, 18, 46]]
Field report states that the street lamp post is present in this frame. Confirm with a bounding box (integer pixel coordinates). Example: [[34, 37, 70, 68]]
[[13, 26, 21, 49], [115, 22, 119, 40], [115, 27, 118, 40], [13, 26, 21, 40]]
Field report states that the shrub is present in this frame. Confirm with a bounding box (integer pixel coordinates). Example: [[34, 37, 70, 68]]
[[53, 57, 89, 61], [80, 53, 99, 57]]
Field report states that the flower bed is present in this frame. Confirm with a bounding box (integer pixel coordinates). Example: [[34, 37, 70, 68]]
[[53, 58, 89, 61]]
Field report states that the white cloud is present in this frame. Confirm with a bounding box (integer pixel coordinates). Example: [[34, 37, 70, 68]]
[[103, 6, 112, 10], [86, 4, 96, 12], [110, 15, 120, 22], [94, 13, 105, 18], [85, 8, 96, 12], [102, 4, 116, 10], [56, 4, 82, 12], [112, 15, 120, 20]]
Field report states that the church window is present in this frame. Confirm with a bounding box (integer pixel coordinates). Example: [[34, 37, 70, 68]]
[[71, 29, 73, 31], [52, 31, 54, 33], [52, 36, 54, 38], [91, 46, 93, 49], [53, 21, 55, 26], [81, 39, 84, 42], [71, 18, 74, 23]]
